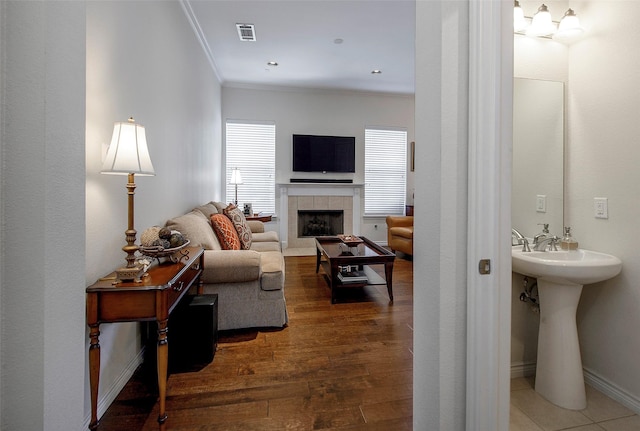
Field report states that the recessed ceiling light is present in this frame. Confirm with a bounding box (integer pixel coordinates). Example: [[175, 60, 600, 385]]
[[371, 70, 382, 74], [334, 38, 344, 44], [267, 61, 278, 67]]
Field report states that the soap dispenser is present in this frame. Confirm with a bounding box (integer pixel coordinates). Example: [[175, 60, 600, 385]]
[[561, 227, 578, 250]]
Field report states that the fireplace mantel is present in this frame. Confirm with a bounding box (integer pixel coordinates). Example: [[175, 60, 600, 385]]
[[278, 183, 363, 249]]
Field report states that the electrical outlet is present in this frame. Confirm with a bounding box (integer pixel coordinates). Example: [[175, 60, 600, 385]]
[[594, 197, 608, 219], [536, 195, 547, 213]]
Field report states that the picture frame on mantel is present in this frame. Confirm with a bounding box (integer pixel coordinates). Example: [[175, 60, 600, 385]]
[[243, 203, 253, 216], [410, 141, 415, 172]]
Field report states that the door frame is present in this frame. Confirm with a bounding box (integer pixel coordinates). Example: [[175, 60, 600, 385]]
[[466, 1, 513, 429]]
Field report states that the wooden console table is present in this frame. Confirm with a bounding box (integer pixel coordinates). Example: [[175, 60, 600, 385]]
[[86, 246, 204, 430]]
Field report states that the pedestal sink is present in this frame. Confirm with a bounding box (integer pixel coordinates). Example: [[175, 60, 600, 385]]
[[512, 247, 622, 410]]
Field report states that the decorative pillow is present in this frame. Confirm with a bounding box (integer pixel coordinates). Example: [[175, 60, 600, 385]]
[[223, 204, 253, 250], [210, 214, 240, 250]]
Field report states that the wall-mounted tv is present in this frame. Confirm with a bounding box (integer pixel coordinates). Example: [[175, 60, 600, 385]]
[[292, 134, 355, 173]]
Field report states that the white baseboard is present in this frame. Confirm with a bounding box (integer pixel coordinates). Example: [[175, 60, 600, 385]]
[[584, 367, 640, 415], [83, 348, 145, 429], [510, 362, 640, 415], [510, 361, 536, 379]]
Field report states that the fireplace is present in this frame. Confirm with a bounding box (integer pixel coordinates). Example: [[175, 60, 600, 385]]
[[297, 210, 344, 237], [279, 183, 362, 249]]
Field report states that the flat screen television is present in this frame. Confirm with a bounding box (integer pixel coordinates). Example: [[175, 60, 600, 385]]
[[292, 134, 355, 173]]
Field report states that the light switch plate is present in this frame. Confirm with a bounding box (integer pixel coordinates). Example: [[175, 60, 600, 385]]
[[594, 197, 608, 219], [536, 195, 547, 213]]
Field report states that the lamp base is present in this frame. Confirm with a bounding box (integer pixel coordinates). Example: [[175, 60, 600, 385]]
[[115, 265, 145, 283]]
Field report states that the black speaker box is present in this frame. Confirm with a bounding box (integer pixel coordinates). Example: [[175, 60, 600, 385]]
[[168, 294, 218, 373]]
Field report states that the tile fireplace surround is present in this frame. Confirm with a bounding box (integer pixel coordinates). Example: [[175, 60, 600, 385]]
[[278, 183, 363, 249]]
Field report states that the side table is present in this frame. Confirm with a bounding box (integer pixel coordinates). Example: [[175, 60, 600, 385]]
[[86, 246, 204, 430], [246, 213, 272, 223]]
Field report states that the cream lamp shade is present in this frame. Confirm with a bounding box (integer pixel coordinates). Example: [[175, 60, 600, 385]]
[[230, 168, 243, 185], [101, 118, 155, 176]]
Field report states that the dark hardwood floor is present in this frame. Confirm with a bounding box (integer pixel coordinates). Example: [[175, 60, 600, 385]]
[[97, 253, 414, 430]]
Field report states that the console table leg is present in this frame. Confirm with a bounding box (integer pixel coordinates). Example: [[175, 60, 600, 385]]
[[157, 319, 169, 427], [88, 324, 100, 429]]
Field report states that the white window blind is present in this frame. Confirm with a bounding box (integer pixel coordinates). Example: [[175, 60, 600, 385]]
[[225, 121, 276, 214], [364, 127, 407, 216]]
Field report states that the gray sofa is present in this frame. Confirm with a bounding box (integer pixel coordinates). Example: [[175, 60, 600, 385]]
[[164, 201, 288, 331]]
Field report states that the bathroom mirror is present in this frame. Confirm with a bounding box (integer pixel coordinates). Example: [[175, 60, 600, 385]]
[[512, 78, 564, 238]]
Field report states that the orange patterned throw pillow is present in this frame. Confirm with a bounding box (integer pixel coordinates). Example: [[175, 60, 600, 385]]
[[210, 214, 240, 250], [223, 204, 253, 250]]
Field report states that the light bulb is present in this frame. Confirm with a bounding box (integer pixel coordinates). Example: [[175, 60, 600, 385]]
[[554, 8, 584, 42], [527, 4, 556, 37], [513, 0, 528, 32]]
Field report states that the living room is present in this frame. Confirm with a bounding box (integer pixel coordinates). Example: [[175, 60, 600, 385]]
[[2, 0, 418, 428]]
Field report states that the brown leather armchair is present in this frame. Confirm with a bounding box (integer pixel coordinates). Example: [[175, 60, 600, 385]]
[[386, 215, 413, 256]]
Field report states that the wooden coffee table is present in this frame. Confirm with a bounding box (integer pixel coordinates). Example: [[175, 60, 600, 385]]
[[315, 236, 396, 303]]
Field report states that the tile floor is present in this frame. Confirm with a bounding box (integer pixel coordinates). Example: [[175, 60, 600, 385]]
[[511, 377, 640, 431]]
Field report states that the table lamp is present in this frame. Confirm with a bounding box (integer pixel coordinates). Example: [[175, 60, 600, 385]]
[[230, 168, 243, 205], [101, 117, 155, 282]]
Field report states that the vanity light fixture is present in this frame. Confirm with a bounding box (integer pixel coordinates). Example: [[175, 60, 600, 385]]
[[514, 1, 584, 43]]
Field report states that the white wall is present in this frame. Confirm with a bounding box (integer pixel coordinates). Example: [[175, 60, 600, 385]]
[[222, 86, 414, 244], [1, 1, 86, 429], [568, 0, 640, 410], [84, 1, 222, 425]]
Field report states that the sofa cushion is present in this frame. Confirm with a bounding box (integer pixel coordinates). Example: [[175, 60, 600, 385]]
[[193, 201, 219, 219], [246, 220, 265, 233], [250, 241, 281, 252], [201, 250, 261, 283], [252, 231, 279, 243], [212, 202, 228, 213], [210, 214, 240, 250], [259, 251, 285, 291], [223, 204, 252, 250], [165, 210, 221, 250]]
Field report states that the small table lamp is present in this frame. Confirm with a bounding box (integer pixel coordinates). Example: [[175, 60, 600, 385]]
[[101, 117, 155, 282], [230, 168, 243, 205]]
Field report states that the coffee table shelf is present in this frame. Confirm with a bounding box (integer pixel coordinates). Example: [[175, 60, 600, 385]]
[[315, 236, 395, 303]]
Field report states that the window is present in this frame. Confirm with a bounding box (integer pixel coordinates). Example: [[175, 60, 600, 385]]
[[225, 121, 276, 214], [364, 127, 407, 216]]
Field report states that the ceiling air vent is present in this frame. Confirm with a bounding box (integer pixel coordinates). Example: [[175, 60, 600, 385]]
[[236, 23, 256, 42]]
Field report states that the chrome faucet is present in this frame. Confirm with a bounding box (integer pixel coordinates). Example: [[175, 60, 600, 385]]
[[533, 235, 559, 251], [512, 228, 531, 252], [533, 223, 550, 246]]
